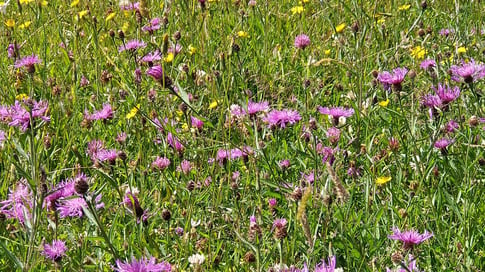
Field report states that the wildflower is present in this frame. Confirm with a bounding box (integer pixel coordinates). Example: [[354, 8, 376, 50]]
[[57, 197, 87, 218], [379, 99, 390, 107], [140, 50, 161, 65], [141, 17, 161, 33], [151, 156, 170, 170], [78, 10, 88, 18], [0, 100, 50, 131], [335, 23, 346, 33], [237, 31, 249, 38], [70, 0, 79, 7], [290, 6, 304, 15], [398, 4, 411, 11], [268, 198, 277, 208], [5, 18, 14, 27], [119, 1, 139, 11], [80, 75, 90, 87], [208, 100, 218, 109], [84, 103, 114, 121], [272, 218, 288, 239], [188, 45, 197, 55], [314, 256, 340, 272], [126, 104, 140, 119], [433, 84, 460, 104], [386, 254, 420, 272], [168, 44, 182, 55], [7, 43, 18, 58], [263, 109, 301, 128], [444, 120, 459, 133], [177, 160, 192, 175], [439, 28, 454, 36], [18, 21, 31, 29], [118, 39, 146, 52], [42, 240, 67, 262], [14, 54, 42, 73], [0, 180, 32, 223], [457, 46, 467, 54], [294, 34, 311, 49], [318, 106, 354, 126], [326, 127, 341, 145], [167, 132, 184, 153], [449, 59, 485, 83], [247, 100, 269, 115], [434, 138, 453, 155], [164, 53, 174, 63], [114, 257, 172, 272], [279, 159, 290, 169], [420, 59, 436, 70], [388, 227, 433, 249], [105, 12, 116, 22], [410, 46, 426, 60], [376, 176, 392, 185], [146, 65, 164, 81], [0, 130, 5, 143], [190, 116, 204, 130], [188, 253, 205, 267], [377, 67, 408, 91]]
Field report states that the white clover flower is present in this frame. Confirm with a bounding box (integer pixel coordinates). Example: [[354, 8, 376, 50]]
[[188, 253, 205, 266]]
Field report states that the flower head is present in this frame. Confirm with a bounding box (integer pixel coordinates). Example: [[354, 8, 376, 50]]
[[118, 39, 146, 52], [420, 59, 436, 70], [314, 256, 337, 272], [114, 257, 172, 272], [377, 68, 408, 91], [140, 50, 162, 65], [247, 100, 269, 115], [152, 156, 170, 170], [388, 227, 433, 249], [434, 138, 453, 149], [433, 84, 460, 104], [42, 240, 67, 262], [146, 65, 164, 81], [84, 103, 113, 121], [0, 180, 32, 223], [450, 59, 485, 83], [142, 17, 161, 33], [294, 34, 311, 49], [14, 54, 41, 72], [263, 109, 301, 128]]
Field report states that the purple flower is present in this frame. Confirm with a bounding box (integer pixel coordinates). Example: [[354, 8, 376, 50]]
[[444, 120, 459, 133], [434, 138, 453, 149], [388, 227, 433, 249], [314, 256, 337, 272], [301, 171, 315, 184], [268, 198, 277, 208], [178, 160, 192, 175], [230, 104, 246, 117], [421, 94, 442, 109], [294, 34, 311, 49], [450, 59, 485, 83], [0, 180, 32, 223], [57, 197, 87, 218], [175, 227, 184, 236], [190, 116, 204, 130], [166, 132, 184, 153], [168, 44, 182, 55], [247, 100, 269, 115], [146, 65, 164, 81], [279, 159, 290, 169], [0, 130, 5, 143], [272, 218, 287, 230], [86, 139, 119, 164], [42, 240, 67, 262], [120, 1, 140, 11], [326, 127, 341, 144], [14, 54, 41, 72], [134, 68, 142, 84], [142, 18, 161, 33], [433, 83, 460, 104], [439, 28, 454, 36], [263, 109, 301, 128], [318, 106, 354, 125], [420, 59, 436, 70], [377, 68, 408, 91], [84, 103, 113, 121], [116, 132, 127, 143], [7, 43, 18, 59], [152, 156, 170, 170], [118, 39, 146, 53], [0, 100, 50, 131], [386, 255, 420, 272], [114, 257, 172, 272], [80, 75, 90, 87], [140, 50, 162, 65]]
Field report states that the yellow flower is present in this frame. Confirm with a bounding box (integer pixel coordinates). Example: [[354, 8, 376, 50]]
[[15, 93, 29, 100], [125, 104, 140, 119], [41, 0, 48, 6], [122, 22, 129, 32], [208, 100, 219, 109], [70, 0, 79, 7], [376, 176, 392, 185], [298, 0, 309, 3], [410, 46, 426, 60], [237, 31, 249, 38], [159, 2, 163, 9], [378, 99, 390, 107], [335, 23, 346, 33], [290, 6, 304, 15], [106, 12, 116, 22], [164, 52, 174, 63], [324, 49, 331, 56], [19, 0, 34, 4], [188, 45, 196, 55], [457, 46, 467, 54], [78, 10, 88, 18], [398, 4, 411, 11], [377, 18, 385, 24], [5, 19, 15, 27], [181, 123, 189, 131], [176, 110, 184, 117], [18, 21, 31, 29]]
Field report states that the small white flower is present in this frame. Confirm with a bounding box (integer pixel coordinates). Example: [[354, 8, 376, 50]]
[[188, 253, 205, 266]]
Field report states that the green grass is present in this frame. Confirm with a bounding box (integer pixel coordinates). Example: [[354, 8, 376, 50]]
[[0, 0, 484, 271]]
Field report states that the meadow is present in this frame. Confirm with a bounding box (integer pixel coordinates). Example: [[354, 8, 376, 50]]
[[0, 0, 484, 271]]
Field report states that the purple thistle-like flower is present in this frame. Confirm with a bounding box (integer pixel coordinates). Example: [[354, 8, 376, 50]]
[[439, 28, 454, 36], [326, 127, 341, 144], [272, 218, 287, 230], [279, 159, 290, 169], [191, 116, 204, 130], [268, 198, 277, 208], [301, 171, 315, 185], [314, 256, 337, 272], [14, 54, 41, 71], [450, 59, 485, 83], [152, 156, 170, 170], [444, 120, 459, 133], [80, 75, 90, 87], [420, 59, 436, 70], [294, 34, 311, 49], [141, 18, 161, 33], [0, 180, 32, 223], [96, 149, 120, 163], [114, 257, 172, 272], [1, 100, 50, 131], [120, 1, 140, 11], [0, 130, 5, 143], [119, 39, 146, 53], [421, 94, 442, 109], [318, 106, 354, 118], [168, 44, 182, 55], [377, 68, 408, 91], [434, 138, 453, 149], [433, 84, 460, 104], [388, 227, 433, 249], [166, 132, 184, 153], [140, 50, 162, 65], [84, 103, 113, 121], [146, 65, 164, 81], [247, 100, 269, 115], [57, 197, 87, 218], [230, 104, 246, 117], [263, 109, 301, 128], [178, 160, 192, 175], [7, 43, 18, 59], [42, 240, 67, 262], [116, 132, 127, 143]]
